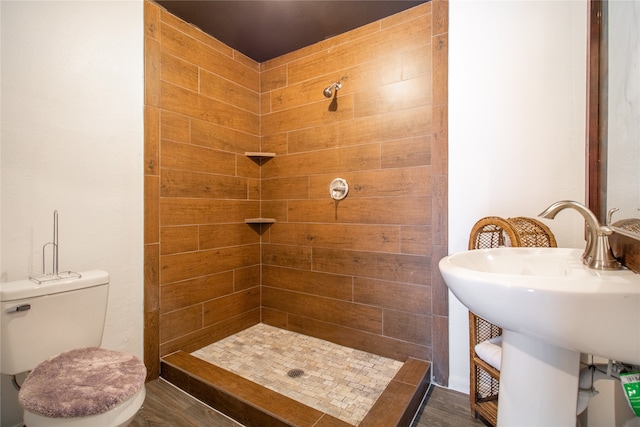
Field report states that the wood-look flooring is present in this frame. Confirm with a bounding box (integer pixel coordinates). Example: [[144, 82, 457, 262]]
[[130, 379, 488, 427]]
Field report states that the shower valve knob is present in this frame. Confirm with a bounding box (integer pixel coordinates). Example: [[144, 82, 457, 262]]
[[329, 178, 349, 200]]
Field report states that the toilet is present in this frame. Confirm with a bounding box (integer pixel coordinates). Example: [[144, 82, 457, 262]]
[[0, 270, 146, 427]]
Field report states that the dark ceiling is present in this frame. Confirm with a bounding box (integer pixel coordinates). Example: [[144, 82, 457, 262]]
[[156, 1, 428, 63]]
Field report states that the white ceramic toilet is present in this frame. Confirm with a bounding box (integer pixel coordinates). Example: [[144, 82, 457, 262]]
[[0, 270, 146, 427]]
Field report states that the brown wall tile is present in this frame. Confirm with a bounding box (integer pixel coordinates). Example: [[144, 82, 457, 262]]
[[262, 265, 353, 301], [260, 133, 287, 155], [353, 278, 431, 315], [339, 106, 432, 146], [200, 69, 259, 114], [383, 309, 432, 345], [261, 176, 309, 200], [432, 34, 448, 108], [262, 244, 312, 270], [287, 197, 431, 225], [308, 168, 430, 199], [401, 225, 432, 256], [161, 140, 237, 176], [287, 315, 430, 362], [160, 111, 190, 144], [233, 50, 260, 71], [144, 1, 448, 385], [144, 106, 159, 175], [261, 201, 288, 222], [312, 248, 429, 285], [263, 287, 382, 334], [160, 199, 259, 226], [262, 308, 288, 328], [286, 16, 430, 85], [144, 243, 160, 313], [160, 9, 234, 58], [161, 51, 198, 92], [161, 245, 260, 284], [161, 81, 259, 134], [160, 169, 248, 199], [268, 223, 400, 253], [160, 304, 203, 342], [160, 310, 260, 356], [261, 144, 381, 178], [432, 314, 449, 385], [204, 287, 261, 326], [233, 266, 261, 292], [432, 0, 449, 37], [403, 47, 432, 81], [381, 136, 431, 169], [160, 272, 234, 314], [262, 95, 355, 134], [191, 119, 260, 153], [260, 64, 287, 93], [287, 125, 340, 154], [257, 2, 446, 373], [144, 175, 159, 244], [353, 75, 432, 118], [160, 23, 257, 92], [144, 0, 160, 40], [160, 225, 198, 255], [380, 0, 430, 29], [199, 223, 260, 249], [144, 36, 160, 107]]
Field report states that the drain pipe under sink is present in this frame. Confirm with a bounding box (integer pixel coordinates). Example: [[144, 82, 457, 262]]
[[577, 363, 614, 415]]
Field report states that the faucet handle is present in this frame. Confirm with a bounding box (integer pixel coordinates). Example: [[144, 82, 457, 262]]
[[606, 208, 619, 226]]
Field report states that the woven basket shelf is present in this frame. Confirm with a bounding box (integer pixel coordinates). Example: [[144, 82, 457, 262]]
[[467, 216, 556, 427], [468, 216, 556, 250]]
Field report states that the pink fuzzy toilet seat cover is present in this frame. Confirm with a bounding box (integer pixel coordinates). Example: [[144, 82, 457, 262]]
[[18, 347, 146, 418]]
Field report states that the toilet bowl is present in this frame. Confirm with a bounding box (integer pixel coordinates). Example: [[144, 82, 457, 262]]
[[0, 270, 146, 426], [23, 387, 146, 427], [18, 347, 146, 427]]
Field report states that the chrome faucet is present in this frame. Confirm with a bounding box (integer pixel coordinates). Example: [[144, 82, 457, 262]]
[[539, 200, 622, 270]]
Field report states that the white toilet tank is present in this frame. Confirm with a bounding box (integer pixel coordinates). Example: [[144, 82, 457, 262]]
[[0, 270, 109, 375]]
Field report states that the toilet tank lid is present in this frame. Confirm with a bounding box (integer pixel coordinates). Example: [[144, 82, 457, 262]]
[[0, 270, 109, 302]]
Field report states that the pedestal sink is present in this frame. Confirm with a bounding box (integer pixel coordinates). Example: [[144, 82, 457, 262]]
[[439, 247, 640, 426]]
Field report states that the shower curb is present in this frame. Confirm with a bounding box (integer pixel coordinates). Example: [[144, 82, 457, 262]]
[[161, 351, 430, 426]]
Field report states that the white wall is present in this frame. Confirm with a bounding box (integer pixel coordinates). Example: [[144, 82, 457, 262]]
[[448, 0, 588, 392], [0, 1, 143, 425]]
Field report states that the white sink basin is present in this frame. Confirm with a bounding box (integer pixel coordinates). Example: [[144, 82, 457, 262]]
[[440, 247, 640, 365], [439, 247, 640, 426]]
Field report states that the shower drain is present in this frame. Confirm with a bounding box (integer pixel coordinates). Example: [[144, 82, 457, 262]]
[[287, 368, 304, 378]]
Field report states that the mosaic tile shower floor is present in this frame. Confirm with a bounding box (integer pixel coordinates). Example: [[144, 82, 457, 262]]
[[192, 324, 404, 425]]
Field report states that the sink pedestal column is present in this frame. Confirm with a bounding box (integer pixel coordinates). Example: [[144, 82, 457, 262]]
[[498, 330, 580, 426]]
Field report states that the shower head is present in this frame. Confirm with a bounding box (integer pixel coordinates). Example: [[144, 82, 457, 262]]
[[323, 82, 342, 98]]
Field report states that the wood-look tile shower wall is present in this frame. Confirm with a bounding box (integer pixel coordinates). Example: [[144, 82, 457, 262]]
[[144, 0, 448, 384], [144, 1, 262, 376], [259, 4, 441, 363]]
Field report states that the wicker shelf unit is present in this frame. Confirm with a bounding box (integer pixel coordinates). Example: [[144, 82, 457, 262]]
[[467, 216, 556, 426]]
